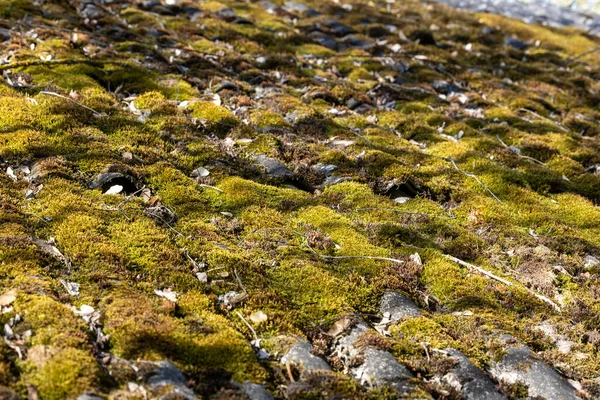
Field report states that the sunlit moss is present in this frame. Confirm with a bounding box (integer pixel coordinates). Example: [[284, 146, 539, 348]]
[[2, 0, 600, 396]]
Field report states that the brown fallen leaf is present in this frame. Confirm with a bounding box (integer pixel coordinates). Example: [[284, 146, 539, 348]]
[[327, 316, 352, 337]]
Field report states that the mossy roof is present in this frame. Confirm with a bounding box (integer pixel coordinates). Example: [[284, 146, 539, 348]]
[[1, 0, 600, 398]]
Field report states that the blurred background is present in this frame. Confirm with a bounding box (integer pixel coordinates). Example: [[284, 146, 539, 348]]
[[434, 0, 600, 32]]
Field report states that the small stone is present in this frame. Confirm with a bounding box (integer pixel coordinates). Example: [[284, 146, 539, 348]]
[[283, 1, 319, 16], [0, 28, 11, 41], [254, 155, 294, 178], [215, 7, 238, 22], [59, 279, 80, 296], [393, 196, 410, 204], [353, 348, 414, 392], [76, 393, 106, 400], [583, 255, 600, 270], [380, 291, 421, 322], [311, 35, 338, 49], [146, 360, 196, 399], [258, 0, 280, 14], [80, 3, 103, 19], [341, 35, 374, 50], [504, 35, 529, 50], [311, 163, 337, 176], [191, 167, 210, 178], [430, 80, 464, 95], [440, 348, 506, 400], [327, 316, 352, 337], [319, 175, 351, 188], [281, 341, 331, 372], [489, 334, 582, 400], [328, 139, 355, 147], [242, 382, 273, 400], [346, 98, 362, 109], [409, 252, 422, 266], [535, 322, 575, 354], [321, 19, 353, 37]]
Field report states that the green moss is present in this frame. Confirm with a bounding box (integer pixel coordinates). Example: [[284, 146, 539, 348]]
[[16, 295, 89, 348], [133, 91, 177, 114], [214, 177, 311, 210], [347, 68, 376, 85], [22, 347, 99, 400], [3, 0, 600, 396], [156, 75, 199, 101], [249, 110, 290, 129], [390, 316, 454, 352], [296, 44, 336, 57], [188, 101, 239, 137], [399, 102, 431, 114], [25, 64, 105, 92], [191, 38, 222, 54], [105, 291, 266, 381]]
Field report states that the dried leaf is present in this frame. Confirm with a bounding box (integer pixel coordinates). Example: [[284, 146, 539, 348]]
[[327, 316, 352, 337], [31, 237, 71, 269], [196, 272, 208, 283], [328, 139, 355, 148], [59, 279, 80, 296], [155, 288, 177, 302], [0, 289, 16, 307], [249, 311, 268, 324]]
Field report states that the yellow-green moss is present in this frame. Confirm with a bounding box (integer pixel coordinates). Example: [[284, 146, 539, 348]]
[[188, 101, 239, 136], [22, 347, 99, 400]]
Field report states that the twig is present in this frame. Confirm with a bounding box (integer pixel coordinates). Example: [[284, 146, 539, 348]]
[[421, 342, 431, 363], [0, 57, 136, 72], [103, 187, 146, 221], [448, 158, 503, 204], [356, 208, 424, 215], [198, 183, 223, 192], [443, 254, 561, 312], [496, 135, 545, 165], [305, 246, 405, 264], [154, 215, 187, 238], [23, 212, 50, 225], [117, 187, 145, 207], [518, 108, 568, 132], [235, 311, 259, 342], [233, 267, 248, 295], [39, 91, 105, 117], [286, 361, 295, 383], [354, 208, 456, 219], [560, 45, 600, 67], [184, 249, 204, 270], [239, 227, 405, 265], [206, 266, 226, 273], [444, 254, 513, 285]]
